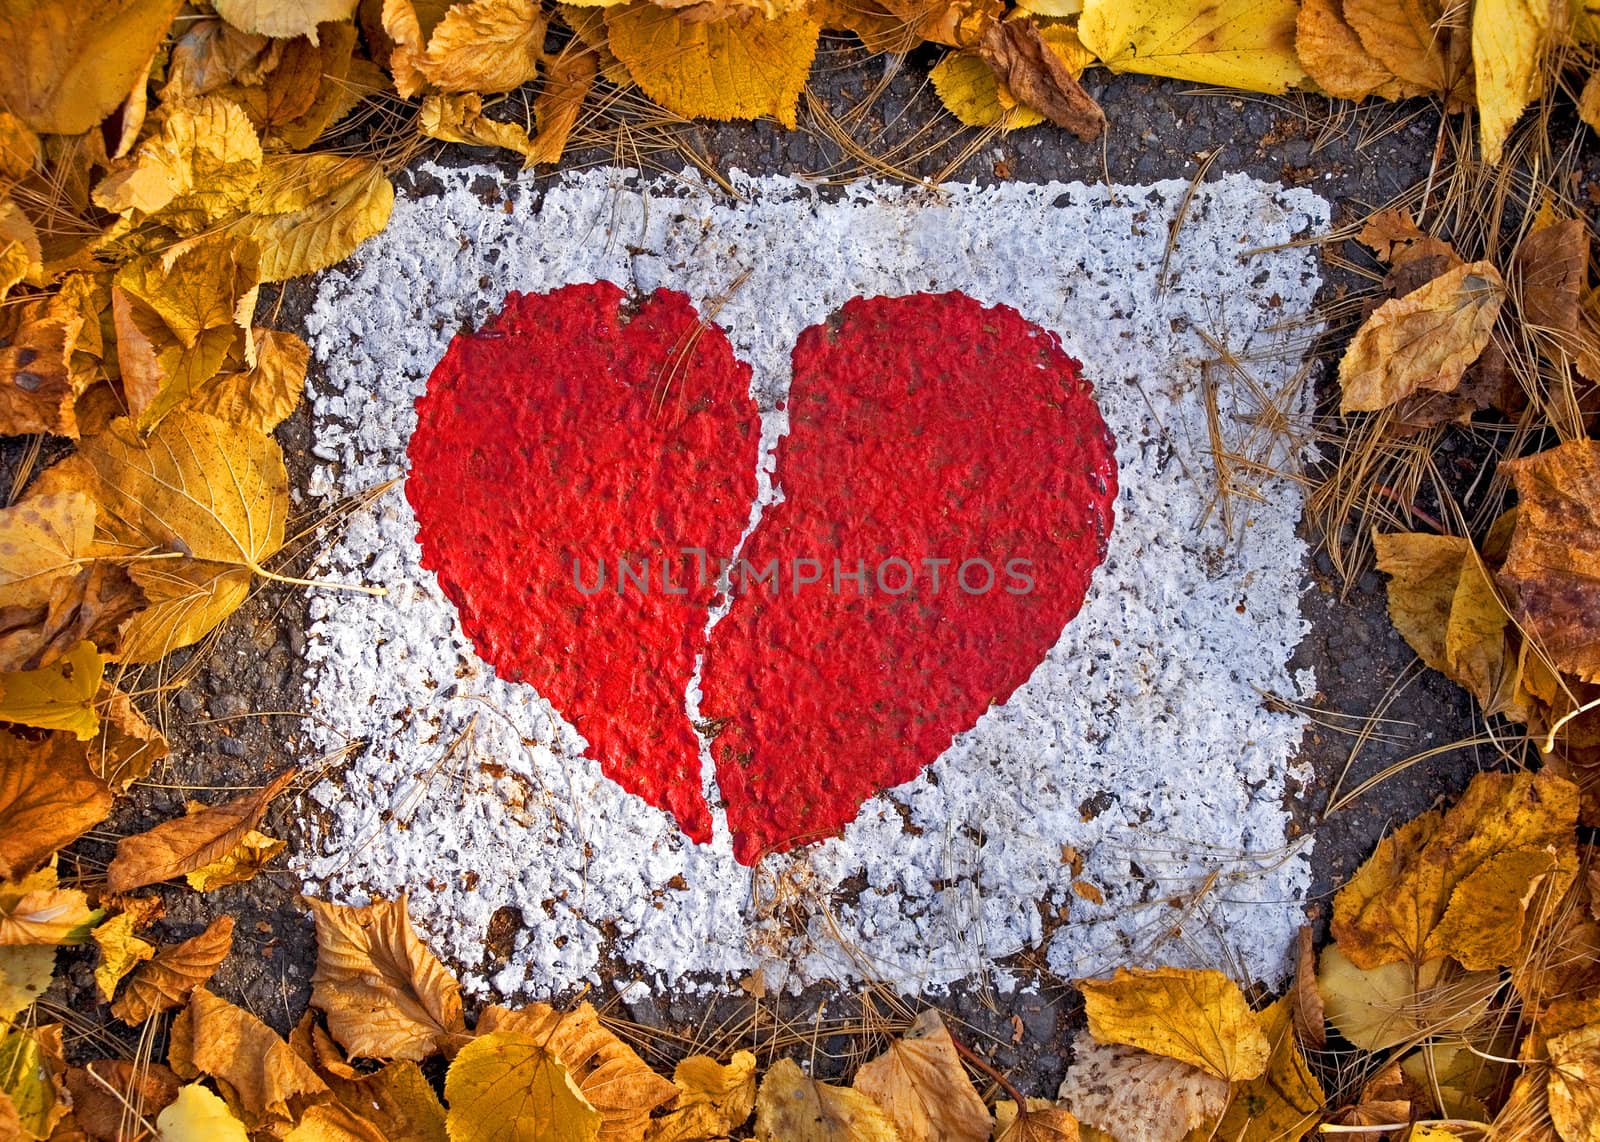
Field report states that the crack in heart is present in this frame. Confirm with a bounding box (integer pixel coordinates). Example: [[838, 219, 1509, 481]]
[[406, 283, 1118, 865]]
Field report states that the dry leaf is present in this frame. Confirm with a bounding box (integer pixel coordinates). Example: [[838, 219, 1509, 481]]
[[0, 0, 183, 135], [111, 236, 261, 430], [0, 865, 99, 946], [1212, 998, 1323, 1142], [930, 51, 1045, 129], [606, 3, 821, 130], [0, 556, 145, 675], [526, 49, 599, 165], [0, 290, 87, 437], [180, 328, 309, 433], [112, 916, 234, 1024], [162, 16, 280, 100], [0, 639, 105, 739], [1296, 0, 1415, 100], [0, 492, 94, 613], [1338, 259, 1506, 412], [0, 728, 114, 879], [753, 1058, 899, 1141], [1317, 944, 1500, 1051], [92, 96, 264, 233], [170, 987, 329, 1130], [815, 0, 997, 51], [1078, 0, 1306, 94], [156, 1083, 250, 1142], [1290, 926, 1326, 1052], [852, 1009, 990, 1142], [34, 411, 288, 662], [1056, 1035, 1228, 1142], [184, 824, 286, 892], [307, 894, 467, 1062], [475, 1001, 676, 1138], [381, 0, 456, 97], [1512, 856, 1600, 1007], [1499, 439, 1600, 682], [0, 112, 41, 180], [994, 1100, 1080, 1141], [91, 912, 155, 1000], [419, 92, 541, 161], [106, 769, 296, 892], [89, 684, 169, 790], [444, 1030, 601, 1142], [647, 1050, 757, 1142], [225, 153, 394, 282], [1547, 1023, 1600, 1140], [0, 945, 55, 1020], [1399, 1037, 1511, 1122], [418, 0, 546, 92], [0, 199, 42, 303], [1514, 216, 1585, 337], [220, 23, 361, 150], [1473, 0, 1557, 163], [0, 1023, 67, 1140], [1076, 967, 1269, 1081], [1343, 0, 1461, 95], [213, 0, 361, 40], [976, 19, 1103, 140], [305, 1042, 449, 1142], [64, 1059, 181, 1140]]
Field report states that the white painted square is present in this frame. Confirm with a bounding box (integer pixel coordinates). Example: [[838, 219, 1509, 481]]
[[300, 166, 1326, 997]]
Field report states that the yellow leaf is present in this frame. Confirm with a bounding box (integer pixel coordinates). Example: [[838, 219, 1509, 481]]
[[305, 1047, 449, 1142], [1295, 0, 1416, 100], [0, 728, 114, 879], [1399, 1038, 1511, 1122], [92, 96, 263, 233], [1331, 770, 1578, 968], [1317, 944, 1500, 1052], [107, 769, 296, 892], [382, 0, 456, 97], [994, 1100, 1081, 1141], [444, 1030, 601, 1142], [156, 1083, 251, 1142], [171, 987, 330, 1130], [852, 1010, 991, 1142], [225, 153, 394, 282], [1077, 0, 1307, 94], [34, 411, 288, 662], [1473, 0, 1557, 163], [179, 328, 309, 433], [753, 1058, 899, 1141], [0, 0, 183, 135], [1547, 1023, 1600, 1141], [307, 894, 467, 1062], [184, 825, 286, 892], [605, 3, 821, 129], [213, 0, 360, 40], [418, 0, 546, 93], [476, 1001, 677, 1138], [112, 236, 261, 431], [0, 865, 100, 946], [0, 945, 54, 1021], [1056, 1033, 1228, 1141], [647, 1050, 757, 1141], [1077, 967, 1270, 1081], [1337, 259, 1506, 413], [113, 916, 235, 1024], [0, 492, 94, 611], [419, 92, 541, 160], [1581, 70, 1600, 131], [1016, 0, 1080, 14], [92, 912, 155, 1001], [0, 1024, 66, 1140], [0, 112, 41, 181], [930, 52, 1045, 128], [1212, 998, 1323, 1142], [0, 640, 104, 739], [0, 198, 42, 302]]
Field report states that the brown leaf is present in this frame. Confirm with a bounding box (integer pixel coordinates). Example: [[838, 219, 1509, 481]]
[[161, 16, 281, 100], [1295, 0, 1416, 100], [977, 18, 1104, 140], [1499, 439, 1600, 683], [170, 986, 329, 1130], [1291, 925, 1326, 1052], [994, 1100, 1081, 1142], [0, 559, 147, 674], [64, 1059, 181, 1142], [112, 916, 234, 1024], [815, 0, 999, 51], [1514, 217, 1586, 336], [105, 769, 295, 892], [477, 1000, 677, 1138], [87, 684, 168, 790], [308, 894, 467, 1062], [1343, 0, 1464, 96], [527, 49, 599, 166], [852, 1010, 990, 1142], [1338, 259, 1506, 413], [0, 290, 87, 437], [302, 1028, 449, 1142], [0, 728, 114, 880], [1056, 1034, 1228, 1142]]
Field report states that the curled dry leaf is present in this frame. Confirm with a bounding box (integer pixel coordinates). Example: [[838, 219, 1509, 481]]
[[91, 911, 155, 1000], [156, 1082, 250, 1142], [753, 1058, 899, 1142], [420, 92, 542, 162], [1295, 0, 1415, 100], [1331, 769, 1578, 968], [606, 3, 821, 129], [112, 915, 235, 1024], [0, 0, 183, 135], [170, 987, 329, 1130], [444, 1030, 601, 1142], [213, 0, 360, 40], [225, 153, 395, 282], [1291, 925, 1326, 1052], [300, 1028, 450, 1142], [1076, 966, 1269, 1081], [65, 1058, 181, 1140], [1056, 1035, 1228, 1142], [307, 894, 467, 1062], [851, 1009, 991, 1142], [476, 1000, 677, 1138], [1498, 439, 1600, 683], [647, 1050, 757, 1142], [976, 19, 1103, 140], [1078, 0, 1307, 94], [0, 727, 115, 879], [179, 327, 310, 434], [528, 49, 600, 166], [183, 823, 285, 892], [90, 683, 170, 789], [816, 0, 998, 52], [1338, 259, 1506, 413], [106, 768, 296, 892], [0, 640, 105, 740], [161, 16, 279, 100]]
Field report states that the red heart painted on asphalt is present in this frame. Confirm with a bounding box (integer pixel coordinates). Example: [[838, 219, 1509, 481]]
[[407, 284, 1117, 864]]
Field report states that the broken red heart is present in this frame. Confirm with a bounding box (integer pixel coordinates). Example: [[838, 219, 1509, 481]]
[[407, 283, 1117, 865]]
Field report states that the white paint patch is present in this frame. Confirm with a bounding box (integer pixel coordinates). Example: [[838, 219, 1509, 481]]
[[299, 165, 1326, 999]]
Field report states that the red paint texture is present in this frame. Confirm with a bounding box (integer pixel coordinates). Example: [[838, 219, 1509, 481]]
[[701, 293, 1117, 861], [409, 287, 1117, 864], [406, 282, 759, 843]]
